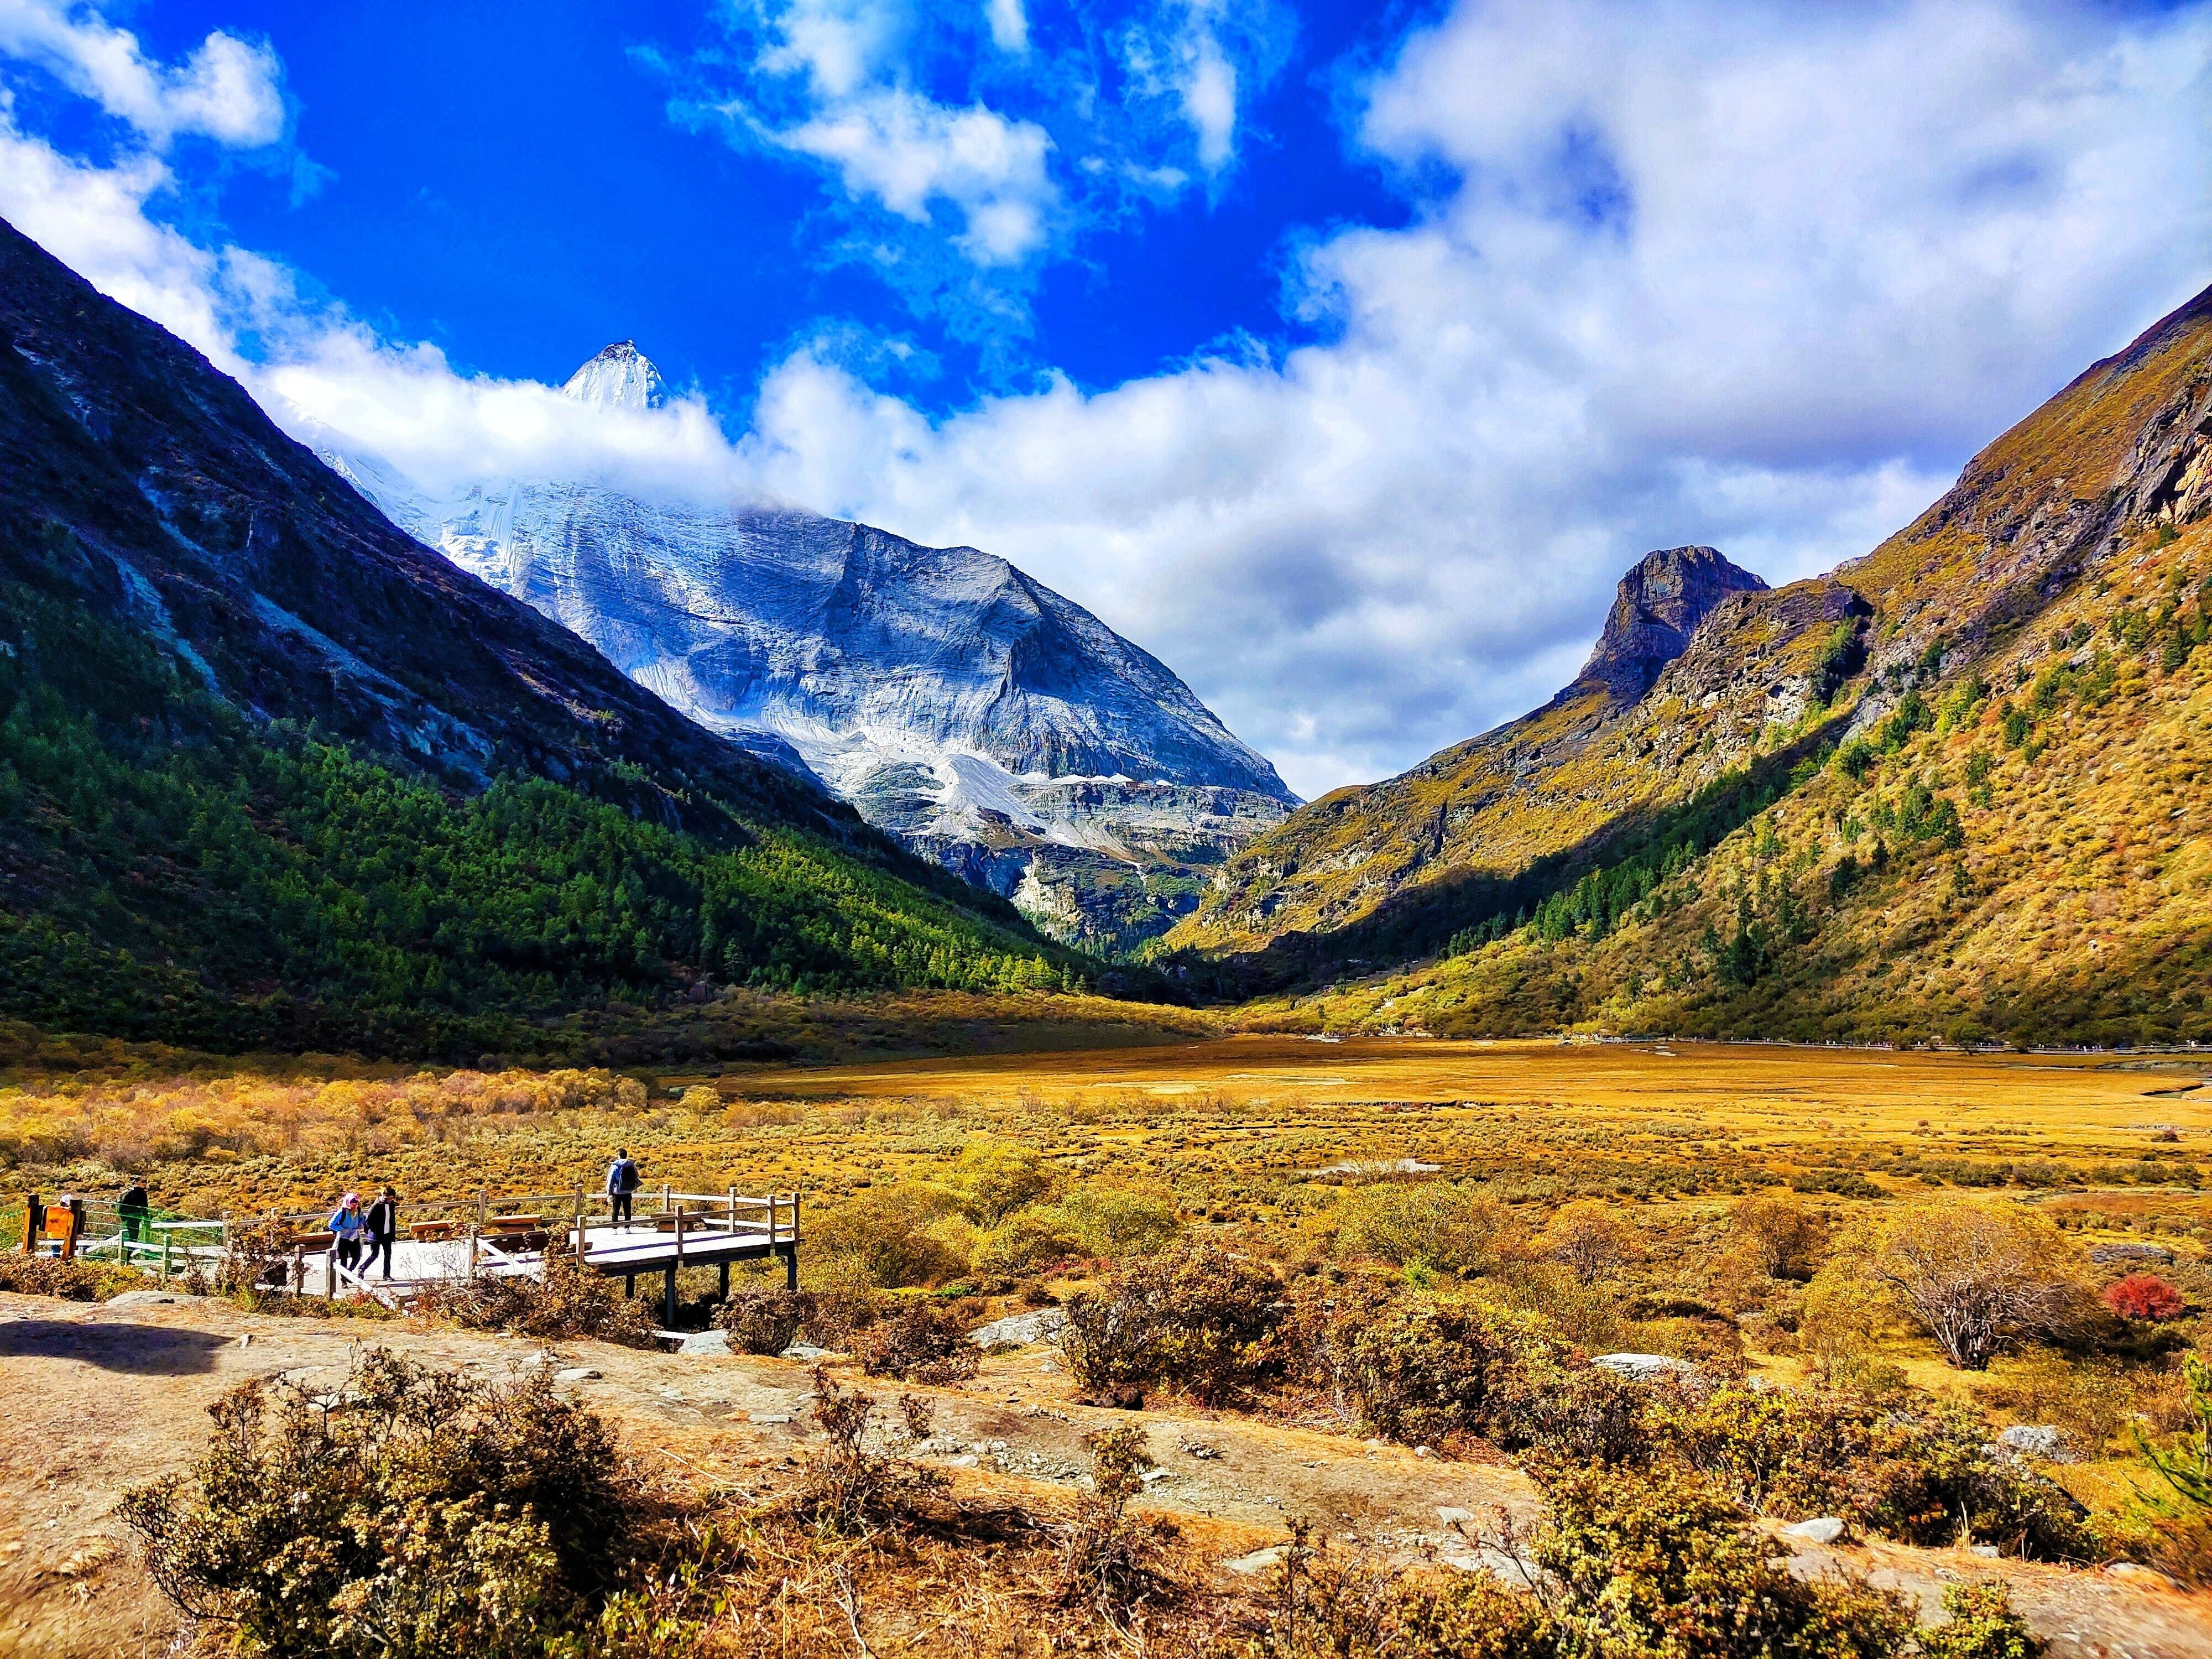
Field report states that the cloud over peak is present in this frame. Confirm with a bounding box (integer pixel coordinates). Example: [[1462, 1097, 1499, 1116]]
[[0, 0, 2204, 802]]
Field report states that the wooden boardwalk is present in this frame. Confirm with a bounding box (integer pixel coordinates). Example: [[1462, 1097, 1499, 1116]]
[[14, 1188, 800, 1329]]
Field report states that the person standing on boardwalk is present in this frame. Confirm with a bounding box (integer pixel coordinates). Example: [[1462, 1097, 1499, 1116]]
[[117, 1177, 149, 1246], [363, 1186, 400, 1279], [328, 1192, 368, 1275], [606, 1149, 641, 1228]]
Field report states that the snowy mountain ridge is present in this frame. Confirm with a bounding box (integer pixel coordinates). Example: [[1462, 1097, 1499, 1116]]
[[324, 345, 1296, 951]]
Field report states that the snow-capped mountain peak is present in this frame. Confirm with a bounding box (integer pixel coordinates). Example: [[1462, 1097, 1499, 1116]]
[[335, 354, 1297, 954], [562, 341, 666, 411]]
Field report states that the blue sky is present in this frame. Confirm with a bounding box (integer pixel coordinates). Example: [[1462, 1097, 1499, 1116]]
[[1, 0, 2208, 797], [107, 0, 1405, 411]]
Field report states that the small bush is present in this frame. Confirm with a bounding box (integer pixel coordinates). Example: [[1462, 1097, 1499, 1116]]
[[1731, 1191, 1825, 1279], [0, 1253, 140, 1301], [1051, 1423, 1173, 1615], [1919, 1583, 2044, 1659], [1652, 1384, 2094, 1559], [1333, 1182, 1521, 1276], [712, 1286, 816, 1354], [1872, 1202, 2090, 1371], [1541, 1199, 1632, 1283], [974, 1209, 1082, 1275], [1061, 1240, 1281, 1408], [1536, 1459, 1913, 1659], [121, 1347, 635, 1657], [852, 1300, 980, 1385], [217, 1216, 303, 1298], [1051, 1185, 1182, 1258], [1341, 1295, 1630, 1457], [786, 1365, 946, 1536], [811, 1182, 971, 1288], [416, 1248, 659, 1348], [951, 1138, 1056, 1224], [1254, 1531, 1551, 1659], [2103, 1273, 2185, 1321]]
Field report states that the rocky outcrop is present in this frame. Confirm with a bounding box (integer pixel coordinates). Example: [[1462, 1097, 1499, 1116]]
[[1166, 540, 1814, 964], [1577, 546, 1770, 703]]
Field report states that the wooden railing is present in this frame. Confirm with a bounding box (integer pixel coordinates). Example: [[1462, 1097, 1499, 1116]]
[[15, 1185, 800, 1302]]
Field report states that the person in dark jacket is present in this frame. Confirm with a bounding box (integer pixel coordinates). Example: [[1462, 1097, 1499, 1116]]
[[118, 1177, 150, 1246], [363, 1187, 400, 1279], [606, 1149, 641, 1227]]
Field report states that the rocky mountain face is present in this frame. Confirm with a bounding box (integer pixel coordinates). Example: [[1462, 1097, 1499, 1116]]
[[1193, 280, 2212, 1046], [1578, 546, 1769, 703], [334, 346, 1296, 953], [0, 222, 838, 839], [0, 215, 1089, 1053], [1166, 539, 1825, 970]]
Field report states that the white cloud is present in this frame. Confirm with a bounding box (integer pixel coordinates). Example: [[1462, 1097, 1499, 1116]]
[[1, 0, 2205, 802], [1181, 30, 1234, 171], [722, 0, 2212, 794], [753, 0, 906, 100], [985, 0, 1027, 54], [1121, 1, 1245, 174], [770, 86, 1055, 263], [0, 0, 282, 147], [702, 1, 1056, 264]]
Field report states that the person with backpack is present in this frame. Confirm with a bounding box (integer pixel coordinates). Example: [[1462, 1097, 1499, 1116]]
[[328, 1192, 368, 1276], [606, 1149, 642, 1227], [363, 1187, 400, 1279], [117, 1176, 150, 1246]]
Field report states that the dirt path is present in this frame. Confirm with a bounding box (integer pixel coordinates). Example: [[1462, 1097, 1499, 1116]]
[[2, 1291, 2206, 1657]]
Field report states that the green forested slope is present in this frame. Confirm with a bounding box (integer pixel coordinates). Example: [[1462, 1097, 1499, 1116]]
[[0, 582, 1082, 1056]]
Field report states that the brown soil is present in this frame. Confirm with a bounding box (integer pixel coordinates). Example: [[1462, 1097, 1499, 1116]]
[[2, 1289, 2206, 1657]]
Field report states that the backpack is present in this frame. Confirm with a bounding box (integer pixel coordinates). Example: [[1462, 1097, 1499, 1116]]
[[612, 1158, 640, 1194]]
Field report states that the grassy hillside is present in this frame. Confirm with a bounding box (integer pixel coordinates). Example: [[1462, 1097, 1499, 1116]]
[[0, 577, 1091, 1058], [1238, 285, 2212, 1045]]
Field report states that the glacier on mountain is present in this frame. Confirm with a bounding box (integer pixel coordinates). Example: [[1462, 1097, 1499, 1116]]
[[323, 342, 1296, 950]]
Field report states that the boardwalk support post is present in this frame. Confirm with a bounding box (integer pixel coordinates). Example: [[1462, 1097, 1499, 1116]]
[[662, 1263, 677, 1329]]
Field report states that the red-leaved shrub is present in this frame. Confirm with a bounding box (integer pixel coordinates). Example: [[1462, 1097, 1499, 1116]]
[[2103, 1273, 2185, 1321]]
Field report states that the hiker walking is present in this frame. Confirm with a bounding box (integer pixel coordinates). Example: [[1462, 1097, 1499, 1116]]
[[606, 1148, 642, 1228], [363, 1186, 400, 1280], [117, 1176, 150, 1246], [328, 1191, 368, 1275]]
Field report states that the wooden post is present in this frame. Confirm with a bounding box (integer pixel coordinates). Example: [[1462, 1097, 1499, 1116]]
[[662, 1262, 677, 1329], [661, 1181, 670, 1216], [573, 1188, 586, 1265], [718, 1260, 730, 1301], [160, 1229, 173, 1285], [23, 1194, 40, 1255], [624, 1271, 635, 1298], [291, 1243, 304, 1297], [63, 1198, 84, 1261], [727, 1186, 737, 1235]]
